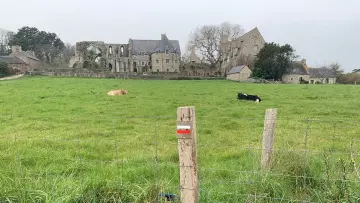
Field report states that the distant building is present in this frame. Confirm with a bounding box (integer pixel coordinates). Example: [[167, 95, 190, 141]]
[[219, 27, 265, 74], [226, 65, 252, 81], [282, 59, 336, 84], [308, 67, 337, 84], [188, 46, 202, 64], [0, 45, 41, 73], [70, 34, 181, 73]]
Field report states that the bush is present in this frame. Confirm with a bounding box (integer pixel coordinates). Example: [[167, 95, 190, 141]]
[[337, 73, 360, 84], [83, 60, 100, 70], [0, 62, 11, 77], [300, 78, 309, 84]]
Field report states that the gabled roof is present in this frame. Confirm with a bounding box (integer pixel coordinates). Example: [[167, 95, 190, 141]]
[[0, 56, 26, 64], [154, 34, 177, 53], [309, 67, 336, 78], [286, 61, 309, 75], [10, 51, 40, 61], [189, 46, 201, 63], [131, 34, 181, 55], [236, 27, 265, 43], [23, 51, 40, 61], [227, 65, 248, 75]]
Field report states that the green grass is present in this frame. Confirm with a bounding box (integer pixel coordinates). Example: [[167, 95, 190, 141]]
[[1, 76, 360, 202]]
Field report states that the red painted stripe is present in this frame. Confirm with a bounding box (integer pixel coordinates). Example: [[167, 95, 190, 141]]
[[177, 129, 191, 134]]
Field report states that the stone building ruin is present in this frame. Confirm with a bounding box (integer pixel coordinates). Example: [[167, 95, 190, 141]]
[[69, 34, 181, 73], [219, 27, 265, 74]]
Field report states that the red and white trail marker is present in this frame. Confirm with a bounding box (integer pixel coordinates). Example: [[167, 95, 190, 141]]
[[176, 125, 191, 135]]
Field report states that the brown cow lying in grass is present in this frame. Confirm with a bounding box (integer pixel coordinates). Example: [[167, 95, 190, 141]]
[[107, 89, 128, 96]]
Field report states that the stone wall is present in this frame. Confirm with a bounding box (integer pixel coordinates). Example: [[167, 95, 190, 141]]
[[151, 53, 180, 72], [219, 27, 265, 73], [282, 74, 311, 84], [104, 43, 129, 57], [72, 40, 181, 74], [226, 68, 252, 81], [180, 63, 219, 76], [8, 63, 28, 74], [27, 70, 225, 80], [309, 77, 336, 84]]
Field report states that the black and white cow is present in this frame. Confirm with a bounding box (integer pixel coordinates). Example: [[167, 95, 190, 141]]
[[237, 92, 262, 103]]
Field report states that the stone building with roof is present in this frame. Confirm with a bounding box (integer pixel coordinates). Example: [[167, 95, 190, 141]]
[[282, 59, 336, 84], [70, 34, 181, 73], [219, 27, 265, 74], [226, 65, 252, 81], [0, 45, 41, 73], [308, 67, 337, 84]]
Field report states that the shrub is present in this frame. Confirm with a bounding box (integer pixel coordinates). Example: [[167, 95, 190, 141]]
[[300, 78, 309, 84], [0, 62, 11, 77]]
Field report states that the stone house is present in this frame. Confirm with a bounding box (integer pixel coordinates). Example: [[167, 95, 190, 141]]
[[226, 65, 252, 81], [0, 56, 27, 74], [219, 27, 265, 74], [0, 45, 41, 73], [70, 34, 181, 73], [308, 68, 336, 84], [282, 59, 336, 84], [282, 59, 310, 84]]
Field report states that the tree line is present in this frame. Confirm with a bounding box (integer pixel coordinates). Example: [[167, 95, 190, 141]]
[[0, 26, 74, 66]]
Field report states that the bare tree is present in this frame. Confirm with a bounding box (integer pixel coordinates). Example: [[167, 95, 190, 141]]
[[219, 21, 245, 41], [187, 21, 244, 68], [0, 29, 14, 55], [62, 43, 75, 63], [328, 62, 343, 80]]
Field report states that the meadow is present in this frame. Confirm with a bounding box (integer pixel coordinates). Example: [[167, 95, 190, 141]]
[[0, 76, 360, 202]]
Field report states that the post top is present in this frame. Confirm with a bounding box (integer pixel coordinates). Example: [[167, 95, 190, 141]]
[[177, 106, 195, 109]]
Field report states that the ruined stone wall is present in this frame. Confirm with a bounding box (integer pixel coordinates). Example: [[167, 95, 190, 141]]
[[180, 63, 218, 76], [219, 28, 265, 73], [104, 43, 129, 58], [75, 41, 107, 59], [27, 70, 225, 80], [72, 40, 181, 73], [132, 55, 151, 72]]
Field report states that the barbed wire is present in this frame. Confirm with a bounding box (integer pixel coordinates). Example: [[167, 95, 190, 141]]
[[2, 114, 360, 122], [1, 115, 360, 202], [199, 191, 318, 203], [200, 168, 360, 183]]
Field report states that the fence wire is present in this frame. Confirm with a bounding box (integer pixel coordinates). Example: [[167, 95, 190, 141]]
[[0, 114, 360, 202]]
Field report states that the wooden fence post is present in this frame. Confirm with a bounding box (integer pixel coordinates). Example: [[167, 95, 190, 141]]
[[176, 106, 198, 203], [261, 108, 277, 170]]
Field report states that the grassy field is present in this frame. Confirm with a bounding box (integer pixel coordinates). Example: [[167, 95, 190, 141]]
[[0, 76, 360, 202]]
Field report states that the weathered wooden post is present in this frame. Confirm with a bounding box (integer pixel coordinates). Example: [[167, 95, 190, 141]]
[[176, 106, 198, 203], [261, 108, 277, 169]]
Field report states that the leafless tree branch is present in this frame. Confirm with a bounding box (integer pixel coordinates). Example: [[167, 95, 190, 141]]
[[186, 22, 244, 68]]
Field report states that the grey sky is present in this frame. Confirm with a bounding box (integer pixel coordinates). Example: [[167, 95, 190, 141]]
[[1, 0, 359, 72]]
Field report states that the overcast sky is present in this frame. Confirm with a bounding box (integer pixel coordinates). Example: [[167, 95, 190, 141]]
[[0, 0, 359, 72]]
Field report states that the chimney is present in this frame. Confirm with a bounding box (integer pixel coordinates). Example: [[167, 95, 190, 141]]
[[12, 45, 22, 53]]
